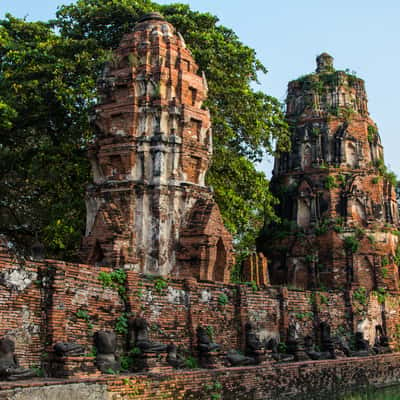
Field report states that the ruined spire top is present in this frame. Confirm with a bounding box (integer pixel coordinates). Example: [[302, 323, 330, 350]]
[[137, 12, 165, 23], [316, 52, 334, 73]]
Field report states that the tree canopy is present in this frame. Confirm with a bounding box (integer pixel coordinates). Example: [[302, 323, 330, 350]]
[[0, 0, 289, 266]]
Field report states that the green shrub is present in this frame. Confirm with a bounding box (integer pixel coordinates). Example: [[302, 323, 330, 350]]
[[367, 125, 378, 143], [344, 236, 359, 254], [184, 356, 199, 369], [374, 288, 388, 304], [319, 293, 328, 305], [98, 269, 127, 298], [154, 277, 168, 293], [120, 355, 134, 371], [115, 313, 129, 334], [353, 287, 367, 305], [218, 293, 229, 306], [324, 175, 338, 189], [206, 326, 214, 339], [278, 342, 287, 353]]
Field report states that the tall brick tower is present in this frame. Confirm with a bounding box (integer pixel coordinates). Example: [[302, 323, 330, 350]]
[[81, 13, 233, 281], [259, 53, 399, 291]]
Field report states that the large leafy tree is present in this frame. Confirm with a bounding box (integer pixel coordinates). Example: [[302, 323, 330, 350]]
[[0, 16, 102, 258], [0, 1, 289, 265]]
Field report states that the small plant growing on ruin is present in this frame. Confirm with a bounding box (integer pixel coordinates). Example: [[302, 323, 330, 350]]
[[277, 342, 287, 353], [367, 235, 376, 244], [76, 309, 94, 330], [29, 365, 44, 377], [206, 326, 214, 339], [120, 355, 136, 372], [312, 126, 321, 137], [372, 176, 380, 184], [367, 125, 378, 143], [353, 287, 368, 306], [122, 378, 141, 396], [218, 293, 229, 306], [105, 367, 118, 375], [204, 381, 223, 400], [324, 175, 338, 190], [184, 356, 199, 369], [315, 222, 329, 236], [305, 254, 316, 264], [344, 236, 359, 254], [98, 269, 127, 298], [86, 346, 97, 357], [154, 277, 168, 293], [247, 281, 259, 292], [130, 347, 142, 356], [295, 311, 313, 320], [115, 313, 129, 335], [319, 293, 328, 305], [374, 288, 388, 304], [336, 174, 346, 185]]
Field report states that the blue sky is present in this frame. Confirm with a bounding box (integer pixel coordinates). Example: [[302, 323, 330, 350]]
[[2, 0, 400, 177]]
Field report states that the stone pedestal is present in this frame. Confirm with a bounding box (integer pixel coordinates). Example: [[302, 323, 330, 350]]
[[199, 351, 225, 369], [50, 356, 100, 378], [132, 352, 171, 373]]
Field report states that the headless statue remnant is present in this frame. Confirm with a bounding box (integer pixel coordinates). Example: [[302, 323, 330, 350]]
[[320, 322, 335, 359], [243, 322, 266, 364], [197, 326, 221, 368], [265, 338, 294, 362], [350, 332, 371, 357], [0, 338, 36, 381], [373, 325, 391, 354], [197, 327, 220, 354], [226, 350, 255, 366], [53, 342, 85, 357], [166, 344, 186, 369], [94, 331, 121, 373], [286, 324, 309, 361], [129, 317, 168, 354]]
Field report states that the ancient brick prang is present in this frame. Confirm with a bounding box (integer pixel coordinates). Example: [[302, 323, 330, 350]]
[[81, 13, 233, 281], [259, 53, 400, 291]]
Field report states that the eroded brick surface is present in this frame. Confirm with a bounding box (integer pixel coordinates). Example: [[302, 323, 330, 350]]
[[80, 13, 233, 282], [260, 53, 399, 294]]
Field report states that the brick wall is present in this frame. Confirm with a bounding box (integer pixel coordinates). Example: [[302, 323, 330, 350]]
[[2, 245, 400, 369], [1, 354, 400, 399]]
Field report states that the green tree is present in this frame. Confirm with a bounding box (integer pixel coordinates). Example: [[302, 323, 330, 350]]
[[0, 15, 101, 258], [1, 1, 289, 264]]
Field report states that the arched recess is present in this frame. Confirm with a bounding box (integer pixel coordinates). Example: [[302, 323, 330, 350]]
[[346, 141, 357, 168], [296, 178, 314, 227], [297, 198, 311, 228], [302, 144, 312, 169], [334, 122, 348, 164], [213, 238, 226, 282], [89, 240, 105, 265], [175, 199, 234, 283]]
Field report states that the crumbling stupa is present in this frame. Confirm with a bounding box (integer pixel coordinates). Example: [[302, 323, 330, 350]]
[[259, 53, 399, 291], [81, 12, 234, 282]]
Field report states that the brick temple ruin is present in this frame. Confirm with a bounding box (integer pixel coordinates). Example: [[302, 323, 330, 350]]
[[81, 12, 234, 282], [1, 13, 400, 400], [259, 52, 399, 292]]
